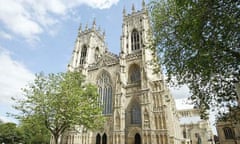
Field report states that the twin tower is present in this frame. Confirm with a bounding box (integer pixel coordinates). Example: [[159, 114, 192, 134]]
[[65, 1, 184, 144]]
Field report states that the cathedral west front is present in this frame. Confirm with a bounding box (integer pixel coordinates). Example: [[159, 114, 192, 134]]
[[63, 1, 191, 144]]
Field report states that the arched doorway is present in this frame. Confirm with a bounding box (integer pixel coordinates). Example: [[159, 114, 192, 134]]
[[96, 133, 101, 144], [135, 133, 141, 144], [102, 133, 107, 144]]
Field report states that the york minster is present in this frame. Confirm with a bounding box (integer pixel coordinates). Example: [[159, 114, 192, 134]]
[[60, 1, 213, 144]]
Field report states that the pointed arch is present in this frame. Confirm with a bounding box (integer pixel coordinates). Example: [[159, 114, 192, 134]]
[[96, 134, 101, 144], [135, 133, 141, 144], [97, 70, 112, 114], [80, 44, 87, 64], [131, 103, 141, 124], [131, 29, 140, 51], [95, 47, 100, 61], [102, 133, 107, 144]]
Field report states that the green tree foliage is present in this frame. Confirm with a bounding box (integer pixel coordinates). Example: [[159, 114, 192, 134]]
[[18, 115, 51, 144], [0, 122, 23, 143], [149, 0, 240, 118], [13, 72, 104, 144]]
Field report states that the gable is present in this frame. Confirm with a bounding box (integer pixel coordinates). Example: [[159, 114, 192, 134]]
[[89, 51, 119, 70]]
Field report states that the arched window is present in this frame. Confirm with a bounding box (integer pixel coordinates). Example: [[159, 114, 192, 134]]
[[80, 45, 87, 64], [96, 134, 101, 144], [97, 72, 112, 114], [131, 29, 140, 51], [223, 127, 235, 139], [131, 104, 141, 124], [102, 133, 107, 144], [95, 47, 100, 61], [129, 64, 141, 83]]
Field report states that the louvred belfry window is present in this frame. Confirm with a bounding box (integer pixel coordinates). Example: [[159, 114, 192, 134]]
[[131, 29, 140, 51], [80, 45, 87, 64]]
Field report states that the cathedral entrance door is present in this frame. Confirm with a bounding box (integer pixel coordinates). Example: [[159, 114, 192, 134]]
[[96, 134, 101, 144], [134, 133, 141, 144], [102, 133, 107, 144]]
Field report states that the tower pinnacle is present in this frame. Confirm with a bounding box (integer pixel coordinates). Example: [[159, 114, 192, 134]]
[[142, 0, 146, 9], [78, 23, 82, 34], [85, 23, 88, 30], [92, 18, 96, 30], [132, 4, 135, 13], [123, 6, 126, 16]]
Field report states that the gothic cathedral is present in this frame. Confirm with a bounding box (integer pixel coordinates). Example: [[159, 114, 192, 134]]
[[65, 1, 184, 144]]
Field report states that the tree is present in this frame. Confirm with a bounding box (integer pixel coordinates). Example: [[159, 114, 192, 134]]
[[18, 115, 51, 144], [13, 72, 104, 144], [0, 122, 23, 143], [149, 0, 240, 118]]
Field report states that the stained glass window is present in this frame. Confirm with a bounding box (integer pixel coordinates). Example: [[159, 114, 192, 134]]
[[97, 72, 112, 114]]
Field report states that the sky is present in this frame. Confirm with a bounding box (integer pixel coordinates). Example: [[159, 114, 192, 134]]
[[0, 0, 204, 128]]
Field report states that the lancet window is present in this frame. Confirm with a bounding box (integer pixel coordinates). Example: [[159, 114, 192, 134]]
[[102, 133, 107, 144], [131, 29, 140, 51], [129, 64, 141, 83], [223, 127, 235, 139], [97, 72, 112, 114], [131, 104, 141, 124], [80, 45, 87, 64], [96, 134, 101, 144]]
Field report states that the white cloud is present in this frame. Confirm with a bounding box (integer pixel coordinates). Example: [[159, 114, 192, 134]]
[[175, 98, 194, 110], [0, 47, 34, 122], [0, 0, 119, 43], [170, 85, 191, 99], [81, 0, 119, 9], [0, 31, 12, 40]]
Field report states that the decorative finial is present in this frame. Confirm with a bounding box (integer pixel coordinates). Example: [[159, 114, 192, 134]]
[[123, 6, 126, 16], [98, 26, 101, 31], [78, 23, 82, 33], [85, 23, 88, 30], [142, 0, 146, 9], [103, 30, 105, 37], [92, 18, 96, 29], [132, 4, 135, 13]]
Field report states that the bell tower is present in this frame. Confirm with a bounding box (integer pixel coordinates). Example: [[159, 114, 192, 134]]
[[68, 19, 107, 74], [120, 0, 149, 55]]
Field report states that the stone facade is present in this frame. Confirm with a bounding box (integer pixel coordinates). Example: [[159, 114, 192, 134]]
[[178, 109, 214, 144], [62, 2, 186, 144], [216, 121, 240, 144], [216, 83, 240, 144]]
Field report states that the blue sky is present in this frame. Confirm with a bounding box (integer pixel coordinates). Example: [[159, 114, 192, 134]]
[[0, 0, 194, 124]]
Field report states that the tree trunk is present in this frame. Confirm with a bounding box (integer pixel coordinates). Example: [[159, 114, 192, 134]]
[[53, 134, 59, 144]]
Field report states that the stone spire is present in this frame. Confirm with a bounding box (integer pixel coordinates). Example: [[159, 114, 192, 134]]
[[132, 4, 135, 13]]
